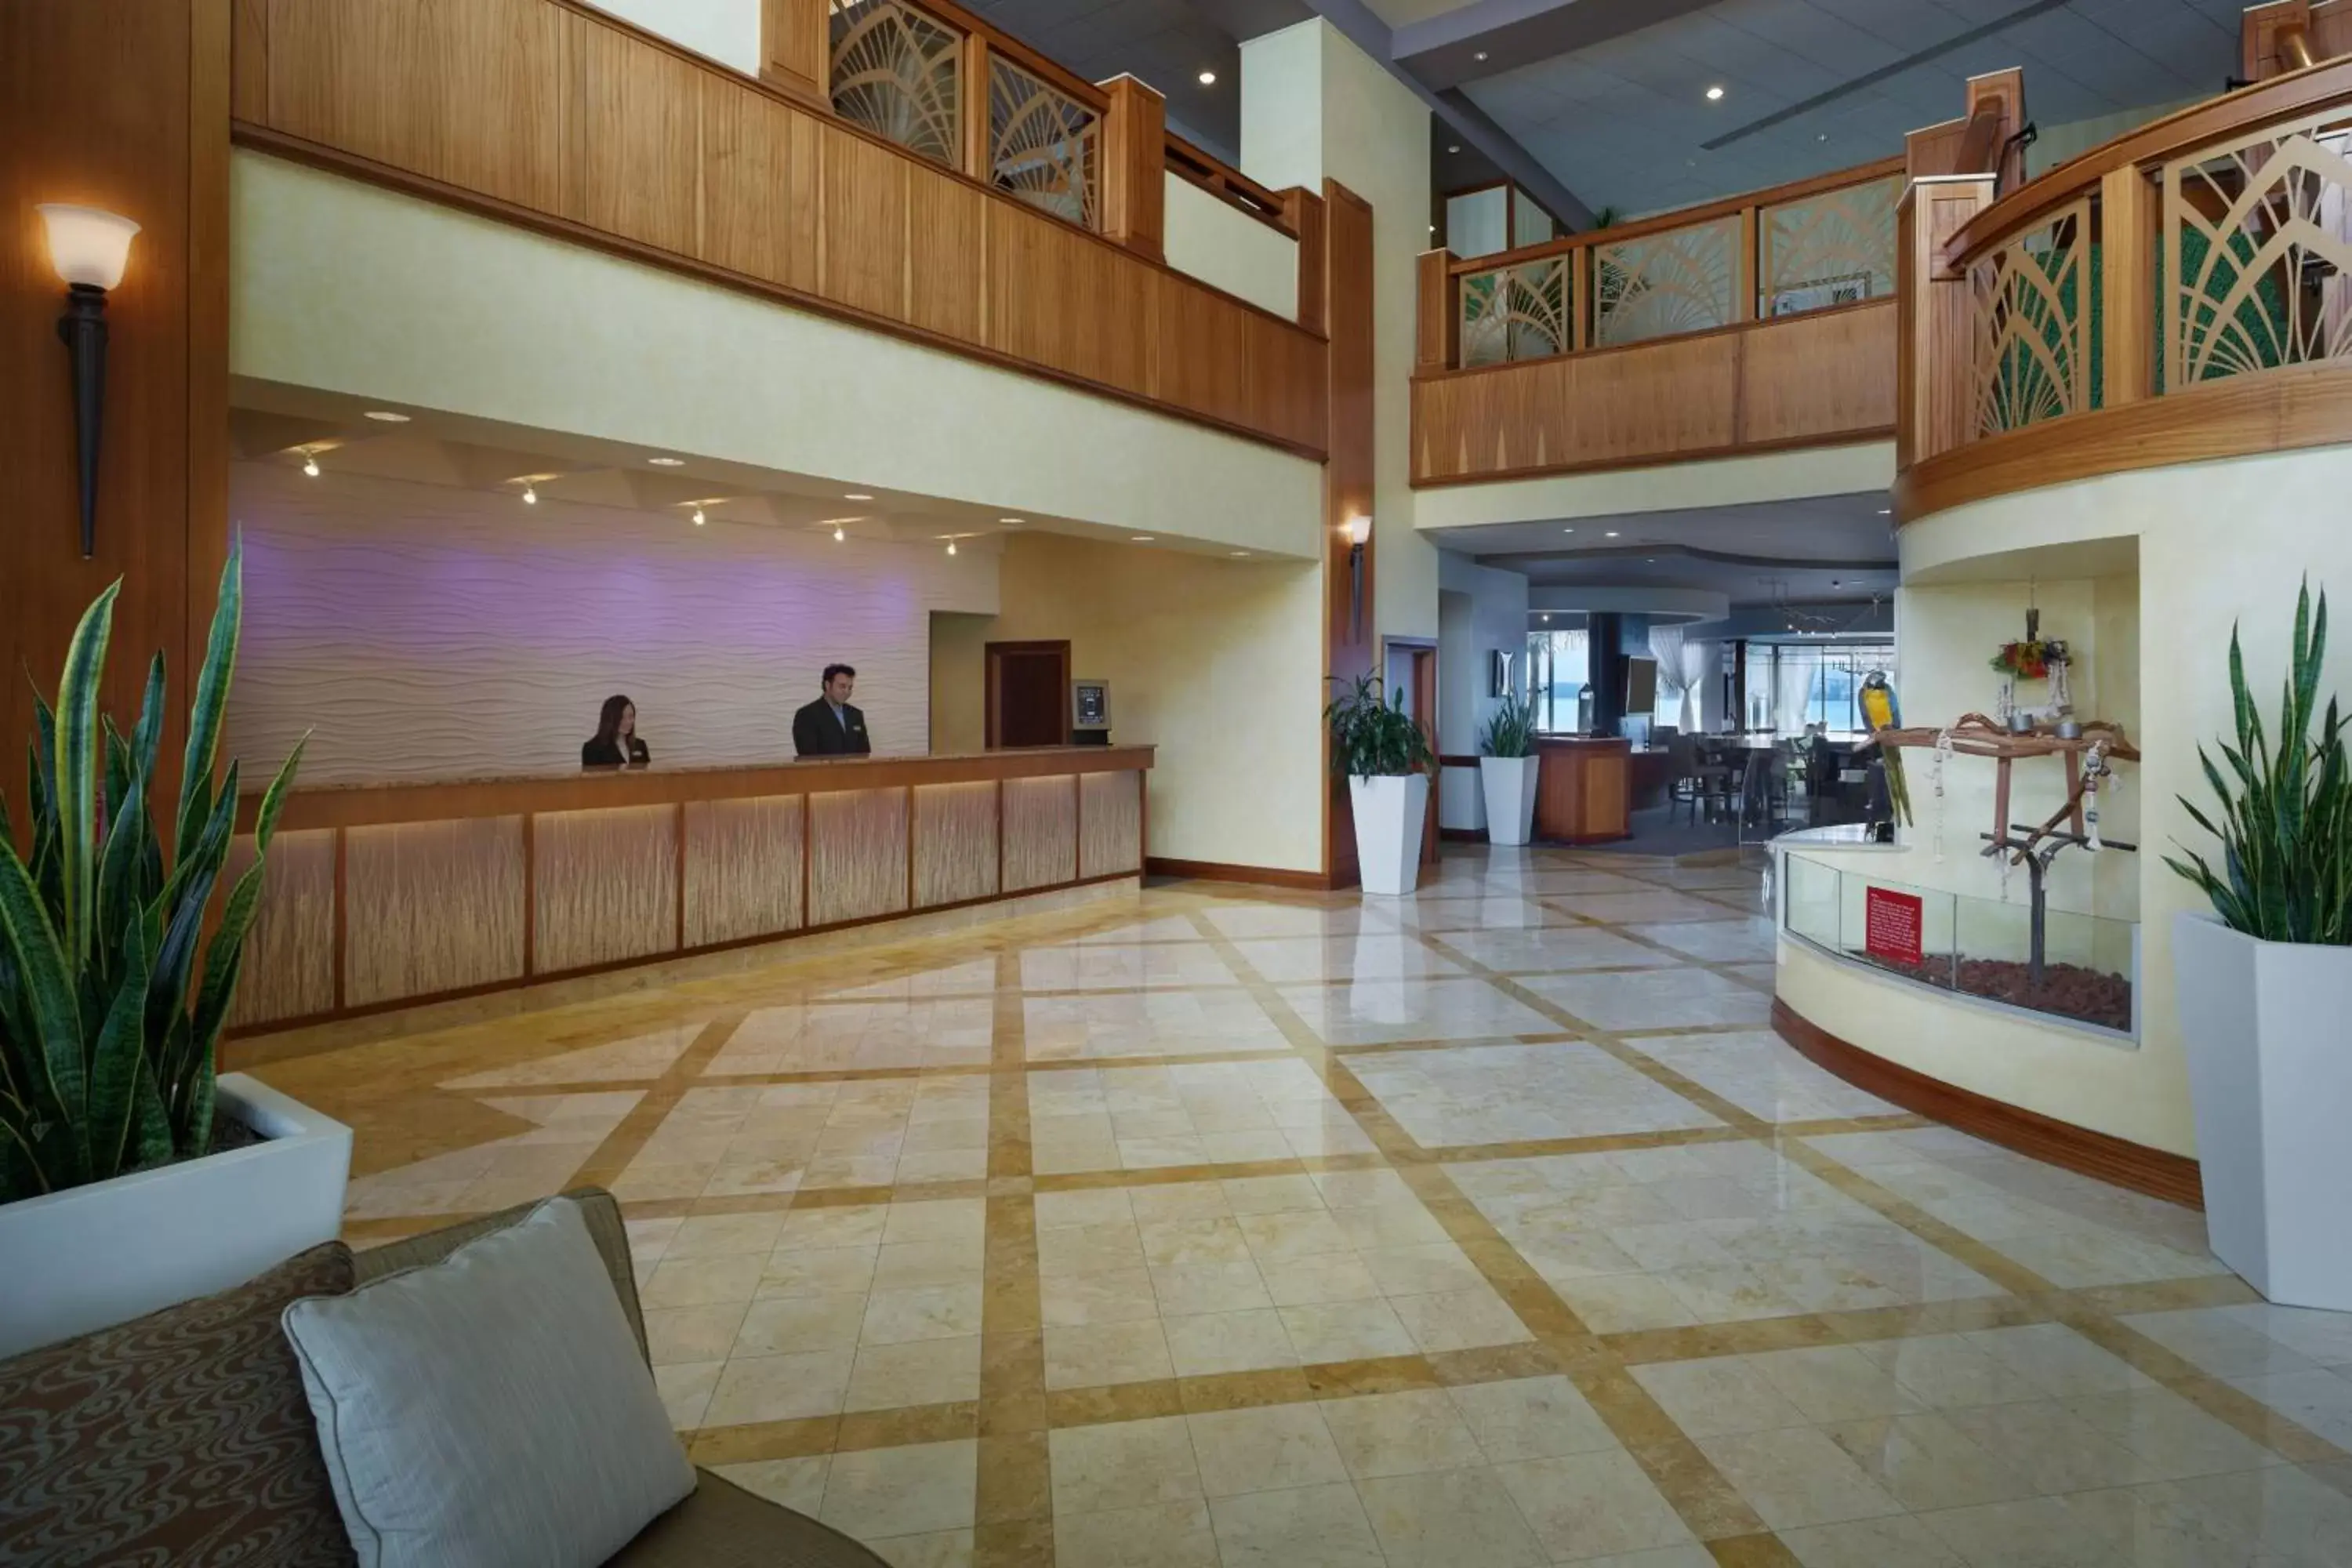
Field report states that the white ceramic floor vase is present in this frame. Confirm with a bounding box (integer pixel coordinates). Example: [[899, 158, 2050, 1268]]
[[1349, 772, 1429, 897], [1479, 755, 1541, 847], [2172, 913, 2352, 1311]]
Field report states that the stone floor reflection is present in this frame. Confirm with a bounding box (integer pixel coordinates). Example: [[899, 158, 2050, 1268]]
[[244, 845, 2352, 1568]]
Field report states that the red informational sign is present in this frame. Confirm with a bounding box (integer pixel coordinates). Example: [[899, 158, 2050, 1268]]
[[1864, 886, 1925, 967]]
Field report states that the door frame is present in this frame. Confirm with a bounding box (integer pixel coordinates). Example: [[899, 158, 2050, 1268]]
[[1383, 635, 1442, 866], [985, 640, 1073, 750]]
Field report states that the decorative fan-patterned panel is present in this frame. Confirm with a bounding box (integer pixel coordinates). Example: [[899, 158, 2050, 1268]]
[[1762, 176, 1900, 316], [2165, 109, 2352, 388], [829, 0, 963, 169], [988, 55, 1099, 230], [1595, 216, 1737, 347], [1969, 200, 2090, 435], [1461, 257, 1570, 367]]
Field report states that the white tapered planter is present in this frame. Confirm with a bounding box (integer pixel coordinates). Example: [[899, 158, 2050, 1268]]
[[1349, 773, 1429, 897], [0, 1074, 352, 1358], [2173, 913, 2352, 1310], [1479, 756, 1541, 847]]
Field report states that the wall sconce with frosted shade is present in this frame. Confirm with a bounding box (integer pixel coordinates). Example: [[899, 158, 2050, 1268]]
[[1343, 514, 1372, 643], [38, 204, 140, 559]]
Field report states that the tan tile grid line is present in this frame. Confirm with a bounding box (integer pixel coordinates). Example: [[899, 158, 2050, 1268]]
[[336, 852, 2350, 1565]]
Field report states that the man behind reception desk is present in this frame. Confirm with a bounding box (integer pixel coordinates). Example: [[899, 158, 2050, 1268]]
[[793, 663, 873, 757]]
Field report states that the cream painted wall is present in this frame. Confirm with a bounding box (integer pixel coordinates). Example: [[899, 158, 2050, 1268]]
[[1163, 174, 1299, 321], [230, 152, 1323, 561], [580, 0, 760, 75], [225, 462, 997, 783], [941, 533, 1327, 872], [930, 612, 993, 756], [1241, 19, 1437, 644], [1812, 443, 2352, 1156], [1414, 443, 1896, 533], [1436, 552, 1531, 830]]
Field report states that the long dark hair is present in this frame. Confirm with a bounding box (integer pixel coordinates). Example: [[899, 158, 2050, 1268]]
[[595, 694, 634, 746]]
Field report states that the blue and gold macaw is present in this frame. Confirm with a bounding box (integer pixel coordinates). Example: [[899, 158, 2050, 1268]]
[[1860, 670, 1911, 826]]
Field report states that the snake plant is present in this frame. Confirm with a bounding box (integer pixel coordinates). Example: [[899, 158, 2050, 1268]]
[[2165, 579, 2352, 946], [1478, 692, 1536, 759], [0, 540, 307, 1203]]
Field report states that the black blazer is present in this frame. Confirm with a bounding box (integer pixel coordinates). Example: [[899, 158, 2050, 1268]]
[[793, 698, 871, 757], [582, 735, 650, 769]]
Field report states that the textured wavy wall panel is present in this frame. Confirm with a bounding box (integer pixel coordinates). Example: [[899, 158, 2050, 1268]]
[[1078, 768, 1142, 877], [684, 794, 806, 946], [809, 788, 909, 926], [225, 829, 338, 1027], [345, 818, 527, 1006], [913, 780, 999, 908], [1002, 774, 1078, 892], [223, 463, 994, 785], [534, 804, 681, 973]]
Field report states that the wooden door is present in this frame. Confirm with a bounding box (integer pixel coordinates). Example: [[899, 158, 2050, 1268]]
[[985, 641, 1071, 749], [1410, 647, 1439, 865]]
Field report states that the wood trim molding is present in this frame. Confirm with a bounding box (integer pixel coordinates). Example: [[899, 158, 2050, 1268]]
[[1896, 361, 2352, 523], [1415, 433, 1896, 492], [1144, 857, 1332, 890], [1771, 997, 2202, 1208], [1414, 296, 1892, 386]]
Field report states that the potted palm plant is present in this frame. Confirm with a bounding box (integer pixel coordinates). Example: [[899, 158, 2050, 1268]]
[[1478, 693, 1540, 847], [0, 542, 349, 1358], [1327, 673, 1434, 896], [2167, 580, 2352, 1310]]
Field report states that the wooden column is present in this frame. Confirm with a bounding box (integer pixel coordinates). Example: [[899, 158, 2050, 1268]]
[[961, 34, 994, 181], [1415, 249, 1457, 372], [1735, 206, 1759, 322], [2, 0, 230, 840], [1895, 175, 1995, 474], [759, 0, 831, 108], [1323, 180, 1376, 889], [1095, 74, 1164, 259], [1283, 186, 1327, 333], [2100, 165, 2157, 408]]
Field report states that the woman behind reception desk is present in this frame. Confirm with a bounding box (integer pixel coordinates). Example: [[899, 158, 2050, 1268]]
[[582, 694, 651, 769]]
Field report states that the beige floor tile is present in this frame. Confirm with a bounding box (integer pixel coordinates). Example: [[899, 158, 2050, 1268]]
[[667, 1210, 790, 1258], [1356, 1465, 1547, 1568], [1258, 1251, 1385, 1307], [1748, 1345, 1930, 1423], [1043, 1268, 1161, 1327], [1913, 1494, 2130, 1568], [713, 1454, 829, 1515], [735, 1291, 868, 1356], [1632, 1355, 1810, 1438], [641, 1251, 767, 1310], [2059, 1387, 2286, 1480], [866, 1527, 971, 1567], [818, 1439, 978, 1540], [646, 1301, 750, 1366], [1693, 1425, 1907, 1530], [845, 1335, 982, 1411], [1491, 1448, 1697, 1560], [1044, 1319, 1175, 1388], [777, 1205, 890, 1251], [759, 1243, 880, 1300], [1388, 1284, 1535, 1353], [1163, 1308, 1299, 1376], [1777, 1515, 1968, 1567], [871, 1239, 986, 1291], [860, 1283, 985, 1345], [655, 1359, 722, 1428], [1040, 1221, 1149, 1279], [1820, 1412, 2040, 1512], [1548, 1272, 1700, 1333], [1051, 1500, 1221, 1568], [1279, 1298, 1417, 1363], [1446, 1375, 1620, 1461], [704, 1348, 855, 1425], [1149, 1259, 1274, 1316], [1050, 1416, 1204, 1515], [1939, 1399, 2158, 1494], [1317, 1388, 1487, 1479], [1961, 1323, 2158, 1397], [1138, 1216, 1255, 1268], [1853, 1333, 2045, 1410], [1185, 1403, 1348, 1497], [1207, 1480, 1385, 1568]]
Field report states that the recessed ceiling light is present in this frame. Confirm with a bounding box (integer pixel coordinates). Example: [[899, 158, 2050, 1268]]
[[648, 456, 684, 466], [1229, 550, 1249, 557], [521, 482, 538, 505], [1542, 614, 1552, 622], [1705, 85, 1725, 100], [1605, 530, 1620, 537], [301, 453, 321, 477], [833, 524, 846, 542], [1131, 535, 1156, 543], [1817, 132, 1829, 142], [1562, 527, 1575, 533], [1198, 69, 1216, 85], [1877, 507, 1892, 515], [844, 492, 873, 501], [691, 506, 706, 526], [1000, 516, 1022, 524], [1474, 50, 1488, 60], [1447, 144, 1461, 154], [362, 409, 410, 423], [947, 539, 957, 555]]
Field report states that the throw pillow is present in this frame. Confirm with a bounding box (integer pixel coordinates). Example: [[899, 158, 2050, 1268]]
[[281, 1195, 695, 1568], [0, 1240, 358, 1567]]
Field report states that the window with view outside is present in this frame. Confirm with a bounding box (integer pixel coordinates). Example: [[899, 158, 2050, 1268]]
[[1758, 641, 1896, 735], [1526, 630, 1590, 733]]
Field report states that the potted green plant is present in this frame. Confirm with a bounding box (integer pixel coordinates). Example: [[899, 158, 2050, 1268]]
[[1327, 673, 1434, 895], [1477, 692, 1540, 847], [0, 542, 348, 1358], [2166, 579, 2352, 1310]]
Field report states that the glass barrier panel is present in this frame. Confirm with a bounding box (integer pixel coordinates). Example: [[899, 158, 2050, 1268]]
[[1832, 862, 1958, 990], [830, 0, 964, 169], [1761, 175, 1900, 318], [1594, 215, 1739, 347], [1780, 851, 1841, 949]]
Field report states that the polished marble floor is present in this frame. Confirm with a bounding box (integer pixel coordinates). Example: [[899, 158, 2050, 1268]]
[[247, 846, 2352, 1567]]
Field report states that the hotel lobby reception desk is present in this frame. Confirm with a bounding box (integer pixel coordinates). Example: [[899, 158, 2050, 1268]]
[[225, 747, 1152, 1033], [1532, 736, 1632, 844]]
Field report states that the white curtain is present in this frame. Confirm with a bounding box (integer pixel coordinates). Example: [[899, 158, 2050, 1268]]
[[1774, 648, 1817, 735], [1678, 639, 1709, 731], [1648, 627, 1707, 732]]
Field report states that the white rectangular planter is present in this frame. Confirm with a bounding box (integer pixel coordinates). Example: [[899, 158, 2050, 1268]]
[[0, 1073, 353, 1359], [1349, 773, 1429, 897], [1479, 756, 1541, 847], [2173, 913, 2352, 1310]]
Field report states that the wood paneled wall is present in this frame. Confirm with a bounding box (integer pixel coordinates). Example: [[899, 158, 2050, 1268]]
[[230, 0, 1329, 458], [2, 0, 230, 837], [1411, 299, 1896, 486], [1323, 181, 1377, 891], [226, 750, 1151, 1033]]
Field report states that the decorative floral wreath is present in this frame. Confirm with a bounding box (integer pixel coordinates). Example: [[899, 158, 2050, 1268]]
[[1990, 637, 2068, 679]]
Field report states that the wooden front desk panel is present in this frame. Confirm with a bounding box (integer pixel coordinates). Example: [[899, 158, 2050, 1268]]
[[1532, 737, 1632, 844], [227, 746, 1152, 1033]]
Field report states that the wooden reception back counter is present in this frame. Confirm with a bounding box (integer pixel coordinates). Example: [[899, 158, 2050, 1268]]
[[225, 746, 1152, 1034], [1532, 735, 1632, 844]]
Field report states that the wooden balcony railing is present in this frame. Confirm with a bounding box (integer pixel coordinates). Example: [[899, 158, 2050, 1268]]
[[1899, 56, 2352, 516], [230, 0, 1327, 456], [1412, 158, 1904, 485]]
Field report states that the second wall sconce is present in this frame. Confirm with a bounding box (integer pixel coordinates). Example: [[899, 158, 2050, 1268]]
[[38, 203, 140, 560]]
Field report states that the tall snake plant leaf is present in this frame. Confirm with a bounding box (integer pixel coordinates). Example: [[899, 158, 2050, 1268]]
[[187, 734, 306, 1149], [94, 774, 149, 993], [0, 844, 86, 1186], [29, 693, 64, 928], [176, 536, 244, 858], [146, 760, 238, 1070], [55, 582, 119, 974], [84, 917, 154, 1179]]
